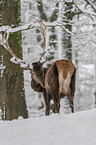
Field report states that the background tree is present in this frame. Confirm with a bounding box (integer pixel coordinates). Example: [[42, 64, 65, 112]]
[[62, 0, 83, 60], [36, 0, 59, 62], [72, 0, 96, 111]]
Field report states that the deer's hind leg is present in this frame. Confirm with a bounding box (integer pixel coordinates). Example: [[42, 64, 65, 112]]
[[66, 90, 74, 113], [68, 68, 76, 113], [49, 64, 60, 114]]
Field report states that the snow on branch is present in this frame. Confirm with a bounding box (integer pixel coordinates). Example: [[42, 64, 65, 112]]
[[82, 9, 96, 16], [74, 0, 96, 17], [84, 0, 96, 10], [0, 23, 35, 33], [0, 21, 74, 35]]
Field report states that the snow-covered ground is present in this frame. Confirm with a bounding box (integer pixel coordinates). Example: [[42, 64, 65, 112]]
[[0, 108, 96, 145]]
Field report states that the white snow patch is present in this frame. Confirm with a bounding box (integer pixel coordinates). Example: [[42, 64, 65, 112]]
[[0, 109, 96, 145]]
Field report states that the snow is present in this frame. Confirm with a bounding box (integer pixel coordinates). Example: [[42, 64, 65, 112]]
[[0, 109, 96, 145]]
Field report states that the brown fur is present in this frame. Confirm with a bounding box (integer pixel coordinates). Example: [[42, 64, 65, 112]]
[[31, 59, 76, 116]]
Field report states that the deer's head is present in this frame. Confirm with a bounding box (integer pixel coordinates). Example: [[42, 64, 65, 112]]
[[32, 62, 45, 87], [1, 20, 48, 88]]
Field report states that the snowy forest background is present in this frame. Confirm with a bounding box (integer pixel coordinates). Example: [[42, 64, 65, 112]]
[[0, 0, 96, 120]]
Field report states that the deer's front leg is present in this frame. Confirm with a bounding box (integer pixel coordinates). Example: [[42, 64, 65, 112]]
[[43, 90, 50, 116]]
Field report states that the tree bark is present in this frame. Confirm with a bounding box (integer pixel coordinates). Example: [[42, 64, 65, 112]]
[[62, 1, 74, 61], [0, 0, 28, 120]]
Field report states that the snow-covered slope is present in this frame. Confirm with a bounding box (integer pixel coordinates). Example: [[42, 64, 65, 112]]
[[0, 109, 96, 145]]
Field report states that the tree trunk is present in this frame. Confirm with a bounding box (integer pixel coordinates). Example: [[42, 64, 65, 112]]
[[0, 0, 28, 120], [62, 1, 74, 61]]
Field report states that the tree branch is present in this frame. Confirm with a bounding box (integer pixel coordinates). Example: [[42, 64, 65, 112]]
[[0, 23, 35, 33], [0, 21, 74, 34], [84, 0, 96, 11]]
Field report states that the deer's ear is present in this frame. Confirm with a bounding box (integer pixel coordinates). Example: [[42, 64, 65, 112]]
[[32, 62, 44, 69]]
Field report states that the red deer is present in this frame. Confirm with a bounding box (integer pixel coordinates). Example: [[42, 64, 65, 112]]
[[31, 60, 76, 115], [1, 21, 76, 116]]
